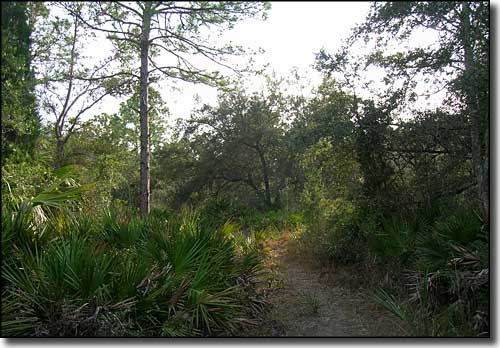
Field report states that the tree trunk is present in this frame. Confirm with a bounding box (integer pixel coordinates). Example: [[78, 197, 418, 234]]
[[482, 130, 489, 225], [54, 139, 64, 169], [139, 2, 152, 217], [256, 144, 272, 207], [461, 2, 488, 224]]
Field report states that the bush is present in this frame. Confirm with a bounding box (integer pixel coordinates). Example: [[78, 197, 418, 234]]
[[326, 221, 368, 265], [1, 206, 263, 337], [372, 208, 488, 336], [197, 198, 251, 230], [295, 198, 368, 265]]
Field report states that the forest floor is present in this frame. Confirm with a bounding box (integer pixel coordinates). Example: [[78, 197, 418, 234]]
[[243, 233, 407, 337]]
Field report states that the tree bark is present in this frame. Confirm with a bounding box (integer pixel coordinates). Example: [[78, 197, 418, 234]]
[[139, 2, 152, 217]]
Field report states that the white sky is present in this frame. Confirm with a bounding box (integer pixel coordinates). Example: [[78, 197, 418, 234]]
[[47, 1, 496, 128], [92, 1, 373, 123]]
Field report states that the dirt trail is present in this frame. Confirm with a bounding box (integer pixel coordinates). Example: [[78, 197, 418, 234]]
[[246, 234, 406, 337]]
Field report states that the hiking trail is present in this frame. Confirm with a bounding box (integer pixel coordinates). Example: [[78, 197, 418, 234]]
[[244, 233, 406, 337]]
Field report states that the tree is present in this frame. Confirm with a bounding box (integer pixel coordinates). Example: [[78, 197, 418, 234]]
[[63, 112, 139, 211], [184, 89, 285, 209], [151, 133, 200, 209], [386, 109, 474, 210], [317, 1, 489, 223], [354, 100, 396, 213], [73, 1, 270, 216], [34, 2, 132, 169], [1, 2, 41, 162]]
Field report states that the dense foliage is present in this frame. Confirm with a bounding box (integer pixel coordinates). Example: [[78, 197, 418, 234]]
[[1, 2, 41, 161]]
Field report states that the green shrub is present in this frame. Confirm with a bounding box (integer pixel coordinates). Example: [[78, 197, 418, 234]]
[[198, 198, 251, 229], [367, 215, 421, 270], [416, 210, 483, 271], [99, 207, 148, 249], [326, 221, 368, 265], [372, 209, 488, 336], [295, 199, 368, 265], [2, 208, 263, 337]]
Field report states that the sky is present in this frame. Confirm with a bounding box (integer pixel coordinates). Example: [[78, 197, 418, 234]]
[[165, 1, 372, 119], [47, 1, 496, 128], [91, 2, 373, 123]]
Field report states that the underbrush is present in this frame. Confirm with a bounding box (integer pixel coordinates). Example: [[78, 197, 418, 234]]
[[294, 198, 489, 336], [198, 198, 303, 242], [291, 198, 366, 265], [373, 209, 489, 336], [1, 200, 265, 337]]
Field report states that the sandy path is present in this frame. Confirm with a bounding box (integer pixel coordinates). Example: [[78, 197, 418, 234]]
[[245, 234, 406, 337]]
